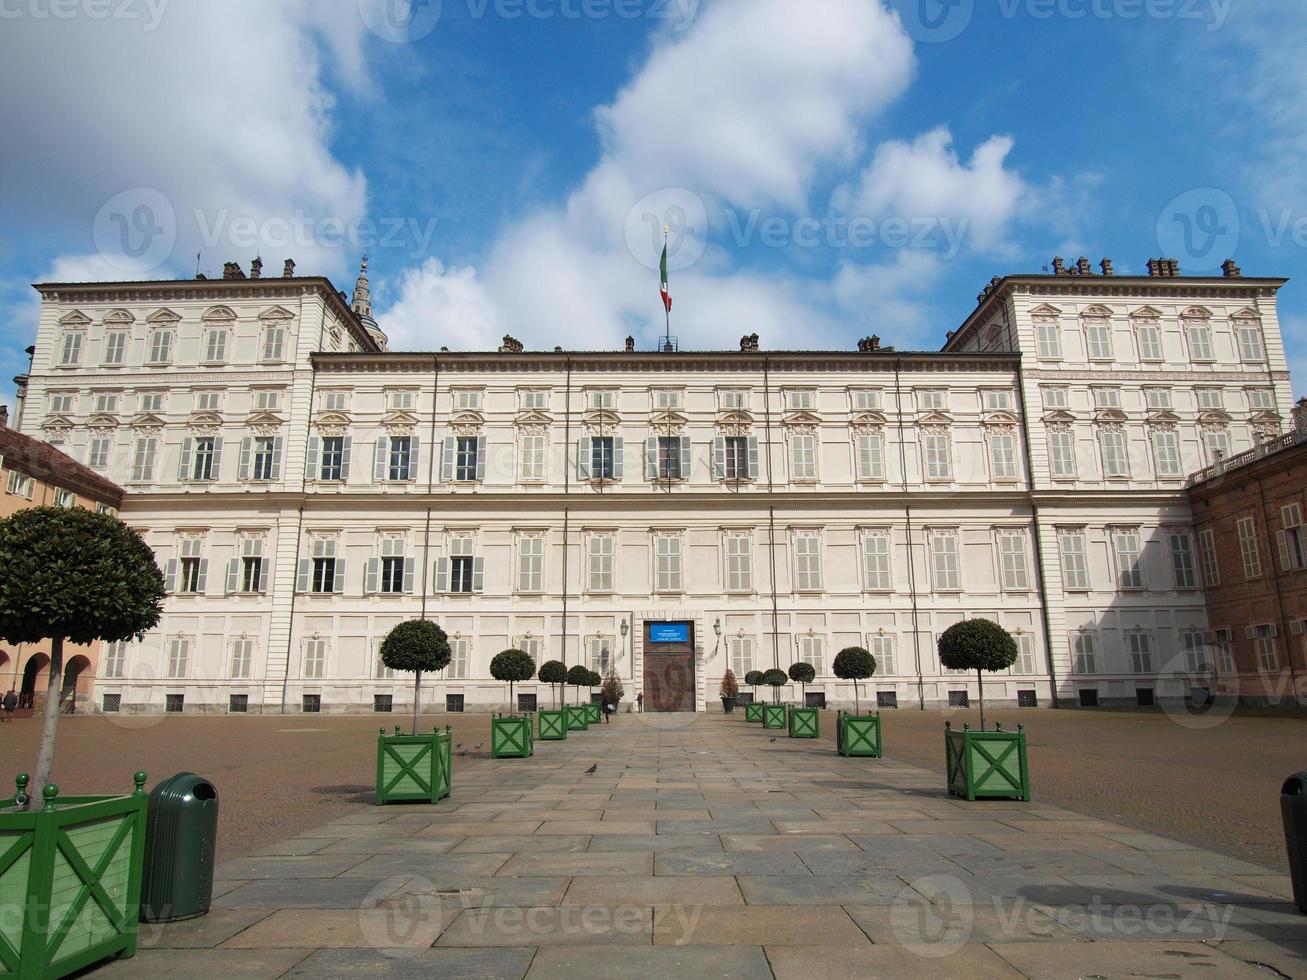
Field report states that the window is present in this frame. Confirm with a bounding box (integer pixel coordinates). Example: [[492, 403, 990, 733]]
[[1180, 631, 1207, 673], [1203, 428, 1231, 465], [851, 389, 881, 411], [1254, 625, 1279, 672], [48, 392, 73, 414], [729, 635, 755, 677], [102, 640, 127, 679], [1059, 531, 1089, 591], [455, 436, 481, 482], [167, 639, 190, 679], [517, 534, 544, 592], [719, 388, 749, 411], [130, 436, 158, 482], [175, 537, 206, 594], [103, 331, 127, 365], [793, 533, 824, 591], [718, 435, 755, 481], [1185, 320, 1214, 360], [1093, 387, 1122, 410], [1048, 429, 1077, 479], [1099, 428, 1129, 479], [855, 432, 885, 481], [1043, 387, 1069, 410], [587, 389, 617, 411], [320, 390, 350, 413], [234, 537, 266, 593], [724, 533, 753, 592], [1248, 388, 1276, 412], [868, 634, 896, 675], [1279, 504, 1307, 571], [1035, 321, 1062, 359], [387, 389, 416, 411], [448, 537, 478, 594], [147, 329, 173, 364], [445, 638, 469, 679], [87, 437, 111, 470], [1112, 529, 1144, 589], [261, 326, 286, 362], [1198, 528, 1220, 587], [1196, 388, 1224, 411], [139, 392, 165, 413], [204, 329, 228, 363], [998, 532, 1030, 591], [519, 433, 546, 482], [519, 389, 549, 411], [60, 331, 84, 366], [305, 538, 342, 594], [303, 639, 326, 680], [1072, 633, 1097, 674], [318, 436, 349, 482], [52, 488, 73, 508], [983, 390, 1014, 412], [249, 437, 278, 481], [1236, 323, 1265, 362], [370, 537, 411, 595], [1012, 634, 1036, 675], [590, 436, 616, 481], [193, 391, 220, 413], [917, 390, 946, 411], [655, 535, 683, 593], [587, 535, 614, 592], [581, 636, 611, 675], [798, 634, 825, 675], [91, 392, 118, 415], [861, 530, 892, 591], [1152, 430, 1182, 478], [1237, 517, 1262, 579], [230, 639, 253, 679], [5, 472, 33, 500], [182, 436, 220, 482], [1169, 531, 1198, 589], [253, 390, 282, 413], [387, 435, 415, 482], [922, 431, 951, 480], [1136, 322, 1163, 361], [1213, 628, 1235, 674], [518, 637, 541, 668], [786, 389, 816, 411], [989, 431, 1018, 481], [454, 389, 483, 411], [1085, 319, 1113, 360], [653, 389, 683, 410], [789, 433, 817, 481], [930, 531, 960, 591], [1145, 388, 1173, 411], [1127, 631, 1153, 673], [654, 436, 686, 481]]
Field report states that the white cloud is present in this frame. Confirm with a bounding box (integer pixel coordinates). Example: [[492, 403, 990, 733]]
[[831, 249, 947, 347], [381, 258, 500, 352]]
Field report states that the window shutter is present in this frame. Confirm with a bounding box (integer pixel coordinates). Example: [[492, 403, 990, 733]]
[[296, 559, 311, 593], [164, 559, 178, 593], [1269, 623, 1280, 638], [305, 436, 320, 480], [409, 434, 421, 481], [340, 436, 352, 480], [747, 437, 760, 479], [195, 560, 208, 595], [364, 557, 379, 594], [211, 437, 224, 479], [645, 437, 657, 480], [333, 560, 347, 594], [613, 437, 624, 480], [475, 436, 486, 482], [577, 436, 592, 480], [403, 557, 416, 594], [237, 437, 253, 481], [472, 557, 485, 592], [434, 557, 449, 593], [1278, 530, 1292, 572], [177, 437, 193, 481], [270, 436, 284, 480], [680, 436, 692, 477], [259, 559, 271, 594], [441, 436, 456, 482], [374, 438, 388, 481], [712, 436, 725, 479], [1245, 626, 1257, 640], [225, 558, 239, 593]]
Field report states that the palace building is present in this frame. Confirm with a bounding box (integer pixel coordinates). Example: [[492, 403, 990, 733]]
[[16, 255, 1296, 714]]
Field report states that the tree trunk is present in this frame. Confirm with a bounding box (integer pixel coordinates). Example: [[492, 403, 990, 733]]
[[412, 669, 422, 735], [509, 680, 514, 714], [29, 637, 64, 810], [853, 680, 859, 717], [977, 669, 985, 732]]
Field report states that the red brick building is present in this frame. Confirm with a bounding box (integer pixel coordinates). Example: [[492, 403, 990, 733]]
[[1187, 403, 1307, 705]]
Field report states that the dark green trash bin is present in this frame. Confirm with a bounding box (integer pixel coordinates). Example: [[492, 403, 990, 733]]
[[140, 772, 219, 922], [1282, 771, 1307, 914]]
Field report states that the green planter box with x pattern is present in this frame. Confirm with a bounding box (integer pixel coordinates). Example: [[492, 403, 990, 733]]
[[490, 715, 534, 759], [744, 702, 764, 723], [836, 712, 883, 757], [584, 703, 602, 725], [537, 710, 568, 741], [788, 707, 819, 738], [0, 772, 149, 980], [375, 726, 453, 805], [761, 704, 787, 729], [564, 706, 589, 731], [944, 722, 1030, 802]]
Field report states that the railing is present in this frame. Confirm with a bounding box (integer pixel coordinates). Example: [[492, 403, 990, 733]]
[[1187, 428, 1307, 486]]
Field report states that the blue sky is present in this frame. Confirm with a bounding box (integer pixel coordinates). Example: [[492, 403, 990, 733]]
[[0, 0, 1302, 396]]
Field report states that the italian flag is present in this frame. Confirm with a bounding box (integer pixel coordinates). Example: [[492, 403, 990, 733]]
[[659, 242, 672, 313]]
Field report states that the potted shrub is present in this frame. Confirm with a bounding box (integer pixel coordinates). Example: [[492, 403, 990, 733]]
[[377, 621, 454, 804], [380, 619, 451, 734], [0, 507, 165, 979], [786, 662, 819, 738], [601, 666, 624, 720], [833, 646, 881, 757], [743, 670, 764, 722], [720, 668, 739, 713], [489, 649, 535, 758], [536, 659, 568, 740], [564, 665, 591, 730], [584, 669, 603, 724], [938, 619, 1030, 801], [760, 668, 788, 729]]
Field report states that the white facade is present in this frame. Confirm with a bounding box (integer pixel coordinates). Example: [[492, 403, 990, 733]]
[[20, 261, 1294, 713]]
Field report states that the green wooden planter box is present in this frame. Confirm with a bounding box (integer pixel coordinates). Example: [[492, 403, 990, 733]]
[[490, 715, 534, 759], [537, 710, 568, 741], [744, 702, 764, 723], [944, 722, 1030, 802], [564, 706, 589, 731], [836, 712, 882, 757], [0, 772, 149, 980], [376, 726, 452, 805], [584, 703, 602, 725], [761, 704, 787, 729], [788, 707, 819, 738]]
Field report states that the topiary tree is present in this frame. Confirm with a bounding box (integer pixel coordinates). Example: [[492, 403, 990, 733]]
[[380, 619, 451, 734], [938, 618, 1018, 731], [0, 507, 165, 807], [788, 662, 815, 706], [538, 659, 566, 708], [601, 666, 624, 705], [761, 668, 788, 705], [566, 664, 591, 703], [720, 668, 739, 700], [490, 649, 536, 714], [744, 669, 762, 703], [832, 646, 877, 716]]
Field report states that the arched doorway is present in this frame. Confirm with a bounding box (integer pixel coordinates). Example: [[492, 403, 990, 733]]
[[61, 656, 92, 713], [20, 654, 49, 709]]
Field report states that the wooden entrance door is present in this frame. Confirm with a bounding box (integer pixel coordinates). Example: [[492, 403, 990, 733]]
[[643, 621, 695, 711]]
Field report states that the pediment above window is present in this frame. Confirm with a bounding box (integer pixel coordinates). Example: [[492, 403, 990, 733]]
[[1181, 306, 1212, 320], [1230, 307, 1262, 322], [1094, 408, 1129, 423], [188, 411, 224, 429], [1043, 409, 1077, 425], [1250, 409, 1283, 423], [850, 410, 886, 428], [59, 310, 91, 326], [1198, 410, 1232, 426], [982, 410, 1020, 427], [381, 409, 419, 428], [258, 305, 295, 321], [202, 305, 236, 321], [651, 409, 688, 426], [1130, 305, 1163, 320], [41, 415, 73, 433], [1029, 303, 1062, 317], [1081, 305, 1113, 318], [916, 410, 952, 426], [314, 410, 352, 429], [146, 307, 181, 324], [450, 410, 484, 428], [104, 309, 136, 324], [582, 409, 621, 429], [87, 415, 119, 432], [717, 409, 755, 427], [245, 409, 285, 428], [1147, 410, 1181, 426], [515, 410, 554, 428], [131, 412, 166, 431], [783, 410, 823, 427]]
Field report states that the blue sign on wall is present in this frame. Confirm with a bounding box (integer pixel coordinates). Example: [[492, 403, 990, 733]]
[[647, 622, 690, 644]]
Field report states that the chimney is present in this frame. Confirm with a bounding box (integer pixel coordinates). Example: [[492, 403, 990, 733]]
[[222, 261, 245, 280], [1147, 258, 1161, 277], [739, 333, 759, 352], [250, 257, 263, 279], [1294, 398, 1307, 436], [0, 405, 8, 428], [1051, 257, 1066, 275], [1166, 258, 1180, 276], [1076, 257, 1092, 275], [1222, 259, 1243, 278], [624, 336, 635, 353], [1100, 258, 1114, 276], [282, 259, 296, 278], [498, 335, 524, 354]]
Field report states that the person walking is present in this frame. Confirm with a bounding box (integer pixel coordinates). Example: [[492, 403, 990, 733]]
[[2, 690, 16, 723]]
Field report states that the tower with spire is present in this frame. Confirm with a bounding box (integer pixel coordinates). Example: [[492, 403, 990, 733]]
[[351, 255, 388, 350]]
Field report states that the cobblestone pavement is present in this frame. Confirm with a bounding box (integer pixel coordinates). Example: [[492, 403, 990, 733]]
[[93, 713, 1307, 979]]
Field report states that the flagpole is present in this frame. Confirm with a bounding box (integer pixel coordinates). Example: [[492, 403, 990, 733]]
[[662, 224, 671, 351]]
